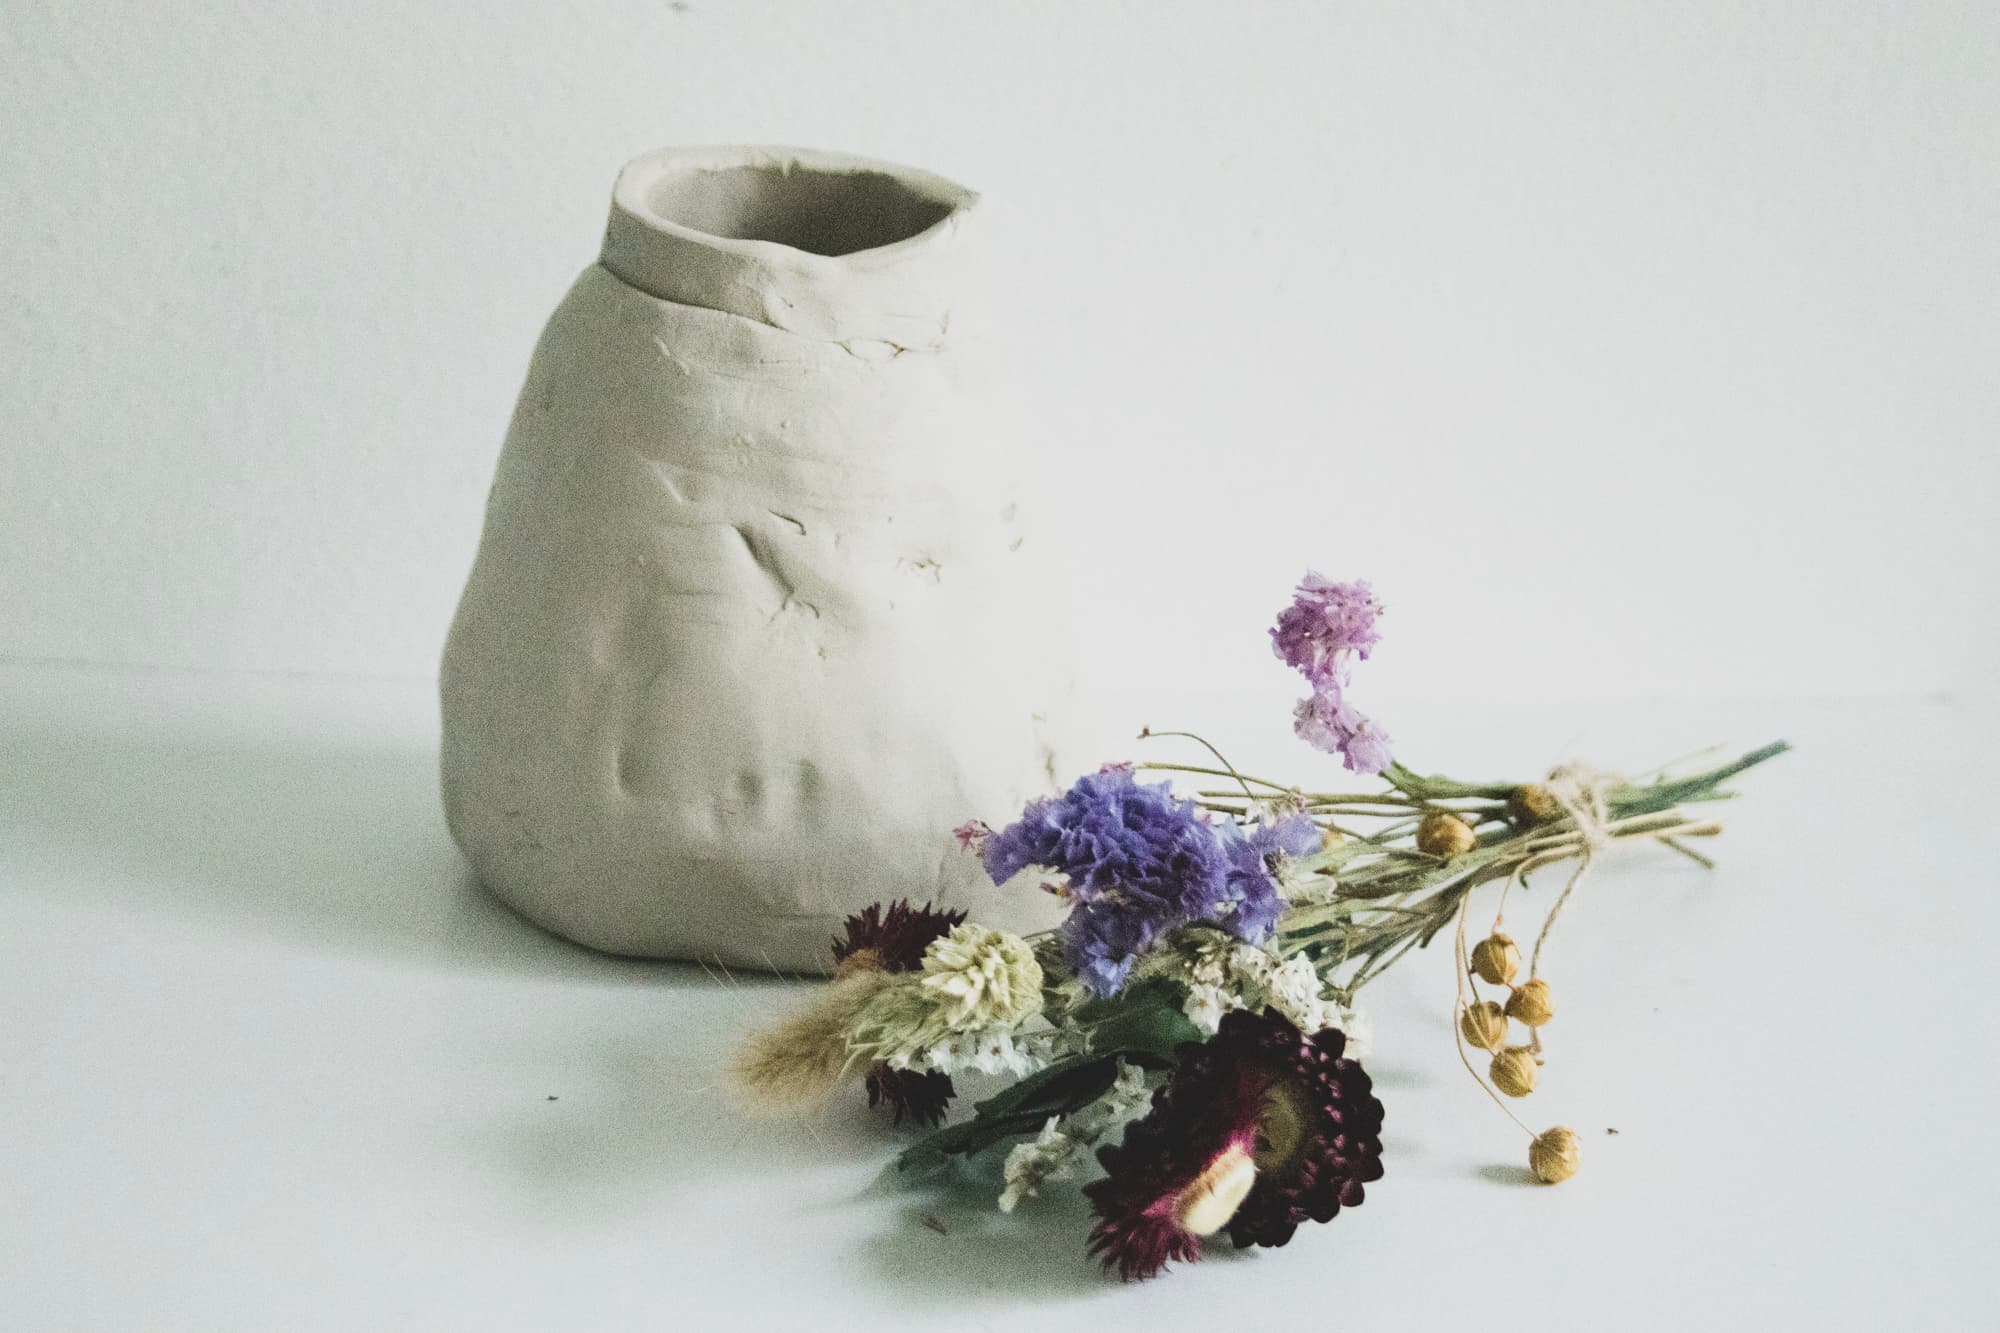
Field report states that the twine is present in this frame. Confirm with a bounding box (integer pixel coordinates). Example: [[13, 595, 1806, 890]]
[[1526, 764, 1622, 980]]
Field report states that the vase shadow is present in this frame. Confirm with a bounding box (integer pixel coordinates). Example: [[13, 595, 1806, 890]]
[[2, 715, 658, 981]]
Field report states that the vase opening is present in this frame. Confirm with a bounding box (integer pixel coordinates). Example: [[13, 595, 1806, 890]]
[[644, 164, 957, 258]]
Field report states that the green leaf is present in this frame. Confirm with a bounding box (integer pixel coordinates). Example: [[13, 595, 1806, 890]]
[[1072, 979, 1202, 1066], [894, 1054, 1122, 1174], [892, 980, 1213, 1176]]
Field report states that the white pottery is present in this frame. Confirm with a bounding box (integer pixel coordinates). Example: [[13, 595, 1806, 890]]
[[441, 146, 1070, 971]]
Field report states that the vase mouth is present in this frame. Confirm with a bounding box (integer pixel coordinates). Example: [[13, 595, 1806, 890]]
[[601, 145, 979, 345]]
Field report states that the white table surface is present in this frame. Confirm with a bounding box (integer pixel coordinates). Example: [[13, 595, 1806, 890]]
[[2, 661, 1993, 1331]]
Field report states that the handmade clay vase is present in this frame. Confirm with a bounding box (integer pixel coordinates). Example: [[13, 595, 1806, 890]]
[[441, 146, 1069, 971]]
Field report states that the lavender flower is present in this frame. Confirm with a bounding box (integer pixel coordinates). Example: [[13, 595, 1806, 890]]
[[1293, 691, 1394, 776], [980, 771, 1312, 996], [1274, 573, 1393, 774], [1271, 575, 1382, 688]]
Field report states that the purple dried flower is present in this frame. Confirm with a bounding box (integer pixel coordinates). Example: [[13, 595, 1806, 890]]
[[1249, 812, 1324, 861], [1063, 898, 1168, 998], [1293, 691, 1393, 776], [1271, 575, 1383, 688], [1206, 822, 1287, 942], [982, 772, 1317, 996], [1273, 572, 1393, 774], [981, 769, 1218, 911]]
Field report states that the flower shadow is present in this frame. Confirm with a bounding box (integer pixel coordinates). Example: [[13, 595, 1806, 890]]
[[861, 1166, 1115, 1303], [1475, 1162, 1542, 1187]]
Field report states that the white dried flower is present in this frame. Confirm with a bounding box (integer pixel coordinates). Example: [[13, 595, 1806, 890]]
[[1335, 1003, 1372, 1059], [922, 1027, 1056, 1078], [1222, 942, 1275, 989], [999, 1117, 1084, 1212], [1264, 954, 1337, 1033], [996, 1063, 1150, 1212], [920, 924, 1044, 1029], [1182, 982, 1238, 1034]]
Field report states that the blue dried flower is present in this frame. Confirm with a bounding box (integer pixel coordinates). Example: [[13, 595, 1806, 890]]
[[1063, 898, 1167, 998], [1208, 813, 1321, 941], [983, 769, 1215, 907], [1250, 813, 1323, 860], [982, 772, 1312, 996]]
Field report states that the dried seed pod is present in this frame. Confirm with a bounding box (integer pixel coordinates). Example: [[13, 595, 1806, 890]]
[[1529, 1126, 1582, 1183], [1416, 810, 1478, 858], [1509, 783, 1561, 826], [1506, 978, 1556, 1027], [1470, 933, 1521, 986], [1319, 826, 1345, 852], [1458, 1000, 1508, 1051], [1490, 1046, 1539, 1097]]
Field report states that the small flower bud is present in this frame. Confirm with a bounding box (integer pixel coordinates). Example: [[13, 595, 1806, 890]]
[[1470, 933, 1520, 986], [1509, 784, 1561, 827], [1319, 826, 1345, 852], [1529, 1126, 1582, 1183], [1490, 1046, 1539, 1097], [1458, 1000, 1508, 1051], [1506, 978, 1556, 1027], [1415, 810, 1478, 858]]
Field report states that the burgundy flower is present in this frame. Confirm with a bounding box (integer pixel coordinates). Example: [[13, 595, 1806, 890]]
[[864, 1067, 956, 1129], [1084, 1009, 1385, 1280], [831, 900, 967, 1127], [831, 900, 967, 975]]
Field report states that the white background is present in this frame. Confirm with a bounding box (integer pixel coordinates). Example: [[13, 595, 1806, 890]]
[[5, 7, 2000, 1330], [4, 1, 1996, 700]]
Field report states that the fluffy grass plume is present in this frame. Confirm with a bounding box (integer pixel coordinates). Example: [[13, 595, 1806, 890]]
[[731, 969, 893, 1115]]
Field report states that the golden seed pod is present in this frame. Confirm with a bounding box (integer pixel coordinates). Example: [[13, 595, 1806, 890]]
[[1529, 1127, 1582, 1184], [1415, 810, 1478, 858], [1506, 978, 1556, 1027], [1319, 826, 1345, 852], [1490, 1046, 1539, 1097], [1508, 783, 1561, 827], [1458, 1000, 1508, 1051], [1469, 933, 1521, 986]]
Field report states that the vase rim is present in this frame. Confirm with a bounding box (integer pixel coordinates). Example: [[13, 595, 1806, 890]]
[[601, 144, 979, 346]]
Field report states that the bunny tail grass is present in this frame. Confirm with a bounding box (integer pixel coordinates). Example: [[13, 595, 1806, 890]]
[[730, 969, 893, 1115]]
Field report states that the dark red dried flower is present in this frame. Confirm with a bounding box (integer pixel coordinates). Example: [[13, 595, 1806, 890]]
[[832, 899, 967, 975], [1084, 1009, 1385, 1280], [864, 1066, 957, 1128], [831, 900, 968, 1127]]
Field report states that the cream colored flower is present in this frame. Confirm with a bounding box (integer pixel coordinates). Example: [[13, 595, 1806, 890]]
[[1264, 954, 1336, 1032], [919, 924, 1045, 1028], [997, 1062, 1149, 1212]]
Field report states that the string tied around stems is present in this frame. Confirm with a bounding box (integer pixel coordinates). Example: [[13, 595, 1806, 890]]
[[1523, 763, 1624, 979], [1545, 763, 1619, 853]]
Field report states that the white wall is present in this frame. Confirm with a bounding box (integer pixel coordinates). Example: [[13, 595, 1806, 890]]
[[3, 1, 1995, 700]]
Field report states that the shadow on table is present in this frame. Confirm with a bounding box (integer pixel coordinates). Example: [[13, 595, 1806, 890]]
[[2, 711, 1427, 1302], [864, 1174, 1119, 1301], [3, 718, 656, 981]]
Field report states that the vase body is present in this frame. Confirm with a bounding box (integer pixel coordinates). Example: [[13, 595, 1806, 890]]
[[441, 146, 1068, 971]]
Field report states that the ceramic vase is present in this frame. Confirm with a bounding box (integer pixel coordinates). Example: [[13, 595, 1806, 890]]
[[440, 146, 1069, 971]]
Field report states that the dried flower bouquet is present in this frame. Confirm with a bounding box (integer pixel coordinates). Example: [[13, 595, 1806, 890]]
[[736, 575, 1784, 1280]]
